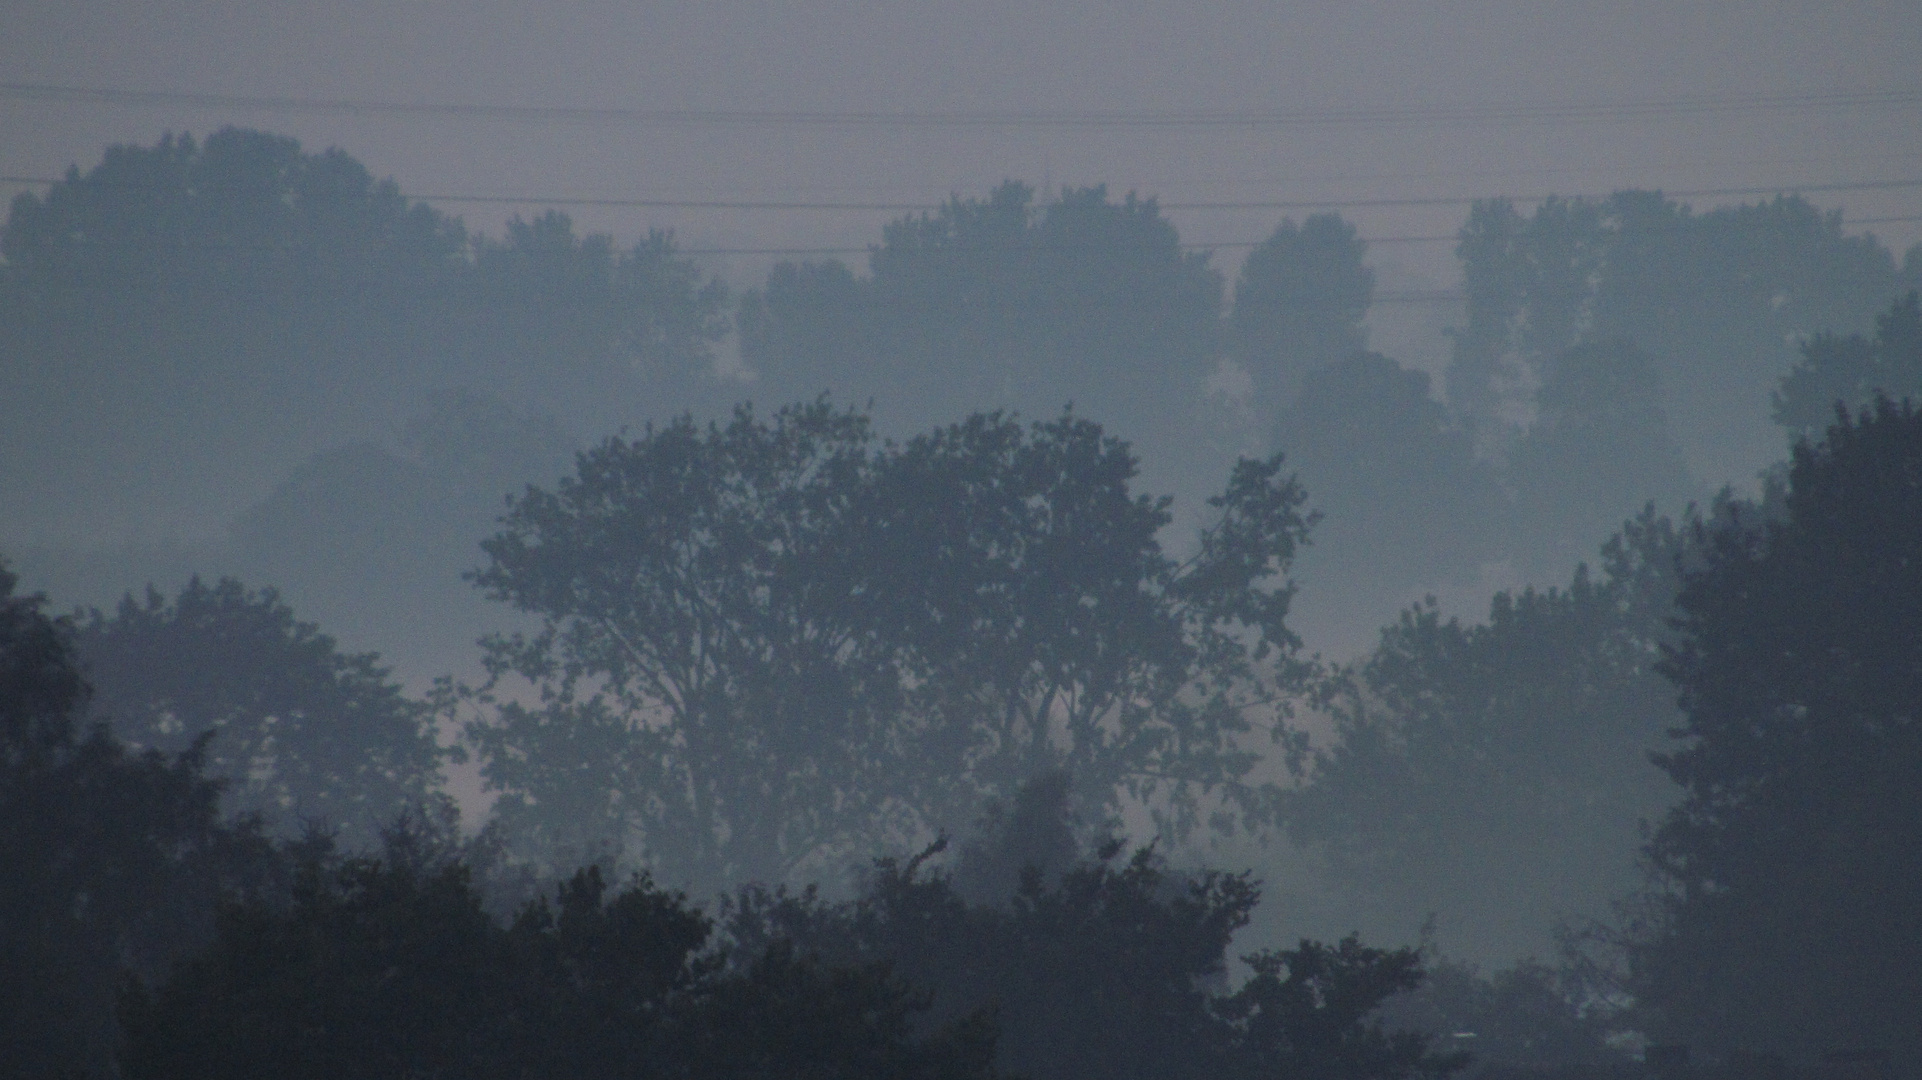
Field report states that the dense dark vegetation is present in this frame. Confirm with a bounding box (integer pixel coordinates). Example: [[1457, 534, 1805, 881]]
[[4, 129, 1922, 1077]]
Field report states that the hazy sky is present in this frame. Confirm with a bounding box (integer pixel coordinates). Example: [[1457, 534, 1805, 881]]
[[5, 0, 1919, 302]]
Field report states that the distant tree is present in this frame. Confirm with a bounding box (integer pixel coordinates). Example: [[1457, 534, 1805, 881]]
[[1773, 291, 1922, 436], [1627, 399, 1922, 1068], [1447, 197, 1610, 447], [1447, 191, 1906, 482], [71, 576, 445, 845], [119, 843, 995, 1080], [1508, 338, 1695, 572], [1229, 213, 1375, 412], [1284, 509, 1685, 961], [0, 128, 470, 536], [225, 389, 578, 661], [0, 561, 276, 1079], [0, 129, 727, 546], [462, 401, 1311, 891], [466, 212, 731, 428], [1273, 352, 1507, 600], [739, 182, 1229, 488]]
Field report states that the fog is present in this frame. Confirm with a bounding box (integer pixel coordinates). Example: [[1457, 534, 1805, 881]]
[[4, 5, 1921, 1077]]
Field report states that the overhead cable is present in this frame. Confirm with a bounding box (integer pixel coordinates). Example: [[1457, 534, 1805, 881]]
[[4, 80, 1920, 129]]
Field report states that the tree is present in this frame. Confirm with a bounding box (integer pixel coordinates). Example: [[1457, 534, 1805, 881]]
[[225, 389, 579, 666], [1507, 338, 1695, 573], [1374, 957, 1631, 1080], [0, 128, 470, 539], [70, 576, 445, 845], [462, 401, 1311, 891], [1272, 352, 1507, 619], [0, 129, 728, 551], [1628, 399, 1922, 1068], [1222, 935, 1467, 1080], [466, 212, 732, 429], [728, 775, 1459, 1080], [119, 842, 996, 1080], [0, 561, 276, 1078], [1228, 213, 1376, 413], [1447, 191, 1906, 483], [1773, 291, 1922, 437], [738, 182, 1230, 494], [1284, 510, 1685, 962]]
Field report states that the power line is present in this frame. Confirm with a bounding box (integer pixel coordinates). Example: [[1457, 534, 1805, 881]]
[[4, 80, 1920, 129]]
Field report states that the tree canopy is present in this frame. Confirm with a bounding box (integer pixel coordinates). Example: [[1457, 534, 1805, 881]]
[[462, 401, 1311, 890], [71, 576, 446, 845], [1629, 398, 1922, 1068], [0, 128, 728, 543], [1507, 338, 1695, 572], [1272, 352, 1507, 605], [727, 775, 1463, 1080], [1773, 291, 1922, 436], [738, 182, 1232, 491], [119, 843, 997, 1080], [1447, 191, 1916, 482], [0, 562, 277, 1078], [1285, 509, 1686, 961], [1228, 212, 1376, 411]]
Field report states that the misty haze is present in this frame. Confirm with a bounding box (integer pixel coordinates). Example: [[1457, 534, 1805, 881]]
[[3, 3, 1921, 1078]]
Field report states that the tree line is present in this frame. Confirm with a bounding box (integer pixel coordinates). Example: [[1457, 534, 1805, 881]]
[[6, 129, 1920, 661], [9, 374, 1922, 1076], [4, 128, 1922, 1076]]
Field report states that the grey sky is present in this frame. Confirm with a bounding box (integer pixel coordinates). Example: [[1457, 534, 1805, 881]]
[[5, 0, 1919, 298]]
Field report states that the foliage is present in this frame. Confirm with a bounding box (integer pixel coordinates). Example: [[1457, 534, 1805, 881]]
[[1273, 352, 1507, 598], [0, 562, 277, 1079], [1377, 958, 1633, 1080], [738, 181, 1230, 484], [119, 845, 995, 1080], [462, 401, 1312, 890], [1284, 509, 1685, 961], [1628, 399, 1922, 1066], [1507, 339, 1695, 571], [728, 776, 1458, 1080], [224, 389, 579, 662], [466, 211, 731, 425], [1223, 935, 1466, 1080], [70, 576, 445, 845], [0, 128, 727, 543], [1228, 212, 1376, 411], [1447, 191, 1909, 480], [1773, 291, 1922, 436]]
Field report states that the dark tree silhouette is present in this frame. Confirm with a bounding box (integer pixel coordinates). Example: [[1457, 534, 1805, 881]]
[[728, 776, 1460, 1080], [0, 562, 276, 1079], [1223, 935, 1467, 1080], [119, 844, 996, 1080], [1630, 399, 1922, 1067], [1373, 957, 1631, 1080], [71, 576, 446, 845], [462, 401, 1312, 890]]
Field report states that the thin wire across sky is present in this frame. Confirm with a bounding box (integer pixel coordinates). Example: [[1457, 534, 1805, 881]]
[[6, 80, 1920, 128]]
